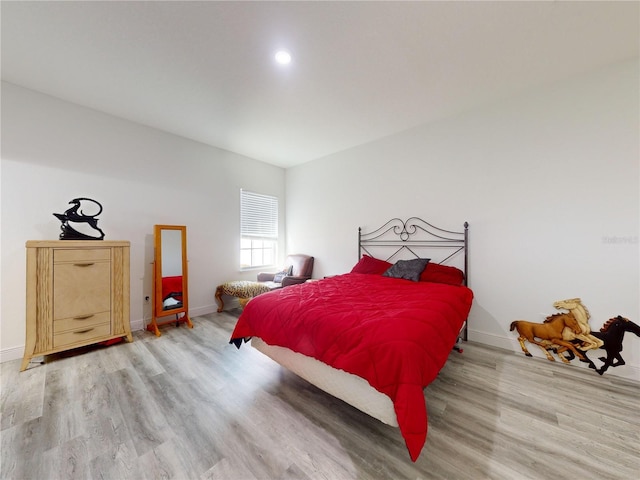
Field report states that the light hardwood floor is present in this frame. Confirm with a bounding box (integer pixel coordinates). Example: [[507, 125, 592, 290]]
[[2, 310, 639, 480]]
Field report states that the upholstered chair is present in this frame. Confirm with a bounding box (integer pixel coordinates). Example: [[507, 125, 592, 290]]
[[257, 254, 314, 289]]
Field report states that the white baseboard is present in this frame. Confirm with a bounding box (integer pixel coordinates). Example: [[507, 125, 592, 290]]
[[189, 304, 218, 317], [131, 318, 145, 331], [468, 329, 516, 350], [4, 322, 637, 382], [0, 304, 217, 364], [0, 345, 24, 364], [132, 303, 217, 332], [467, 328, 640, 382]]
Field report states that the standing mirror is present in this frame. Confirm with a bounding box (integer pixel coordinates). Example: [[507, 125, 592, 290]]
[[148, 225, 193, 336]]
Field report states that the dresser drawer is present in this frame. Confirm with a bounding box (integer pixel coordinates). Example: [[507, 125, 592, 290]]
[[53, 322, 111, 348], [54, 311, 111, 334], [54, 248, 111, 263], [53, 262, 111, 319]]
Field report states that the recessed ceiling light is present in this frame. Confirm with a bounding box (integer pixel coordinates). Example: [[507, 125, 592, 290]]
[[275, 50, 292, 65]]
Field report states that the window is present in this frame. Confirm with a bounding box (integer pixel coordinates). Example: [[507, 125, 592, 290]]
[[240, 189, 278, 269]]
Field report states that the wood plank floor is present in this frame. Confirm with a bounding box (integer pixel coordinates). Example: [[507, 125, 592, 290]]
[[2, 310, 639, 480]]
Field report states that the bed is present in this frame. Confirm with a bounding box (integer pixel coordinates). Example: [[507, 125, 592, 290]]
[[229, 217, 473, 461]]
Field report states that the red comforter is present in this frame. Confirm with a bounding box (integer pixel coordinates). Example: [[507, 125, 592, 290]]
[[229, 273, 473, 461]]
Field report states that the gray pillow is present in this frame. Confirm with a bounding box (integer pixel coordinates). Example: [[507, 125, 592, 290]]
[[383, 258, 430, 282], [273, 265, 293, 283]]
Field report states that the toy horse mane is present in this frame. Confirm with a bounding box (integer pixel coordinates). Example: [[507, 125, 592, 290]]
[[544, 313, 568, 323], [600, 315, 626, 333], [560, 297, 591, 319], [600, 318, 616, 333]]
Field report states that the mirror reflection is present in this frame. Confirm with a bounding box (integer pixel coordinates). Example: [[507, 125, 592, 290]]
[[160, 229, 183, 311], [148, 224, 193, 336]]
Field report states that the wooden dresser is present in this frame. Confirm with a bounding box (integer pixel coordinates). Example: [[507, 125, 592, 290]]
[[21, 240, 132, 371]]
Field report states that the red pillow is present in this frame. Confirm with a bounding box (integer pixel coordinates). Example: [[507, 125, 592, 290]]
[[419, 262, 465, 285], [350, 255, 392, 275]]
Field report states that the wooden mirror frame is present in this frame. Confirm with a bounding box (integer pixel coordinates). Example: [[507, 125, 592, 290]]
[[147, 224, 193, 336]]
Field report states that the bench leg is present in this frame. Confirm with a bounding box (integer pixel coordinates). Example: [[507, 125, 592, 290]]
[[215, 286, 225, 312]]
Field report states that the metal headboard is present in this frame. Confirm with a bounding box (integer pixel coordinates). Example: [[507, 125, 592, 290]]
[[358, 217, 469, 340]]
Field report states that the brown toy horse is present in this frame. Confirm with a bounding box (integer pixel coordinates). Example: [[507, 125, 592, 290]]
[[510, 313, 591, 364]]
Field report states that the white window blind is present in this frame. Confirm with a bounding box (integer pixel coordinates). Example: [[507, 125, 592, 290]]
[[240, 190, 278, 239]]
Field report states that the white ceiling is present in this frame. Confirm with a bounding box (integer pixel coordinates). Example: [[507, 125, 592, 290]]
[[2, 1, 638, 168]]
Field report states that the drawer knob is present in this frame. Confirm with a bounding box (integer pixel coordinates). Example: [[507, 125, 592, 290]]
[[73, 314, 95, 320], [74, 263, 95, 267]]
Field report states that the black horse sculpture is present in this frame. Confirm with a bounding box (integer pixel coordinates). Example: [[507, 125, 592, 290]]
[[53, 197, 105, 240], [590, 316, 640, 375], [553, 315, 640, 375]]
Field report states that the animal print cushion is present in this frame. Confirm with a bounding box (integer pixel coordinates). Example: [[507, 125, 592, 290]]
[[220, 281, 272, 298]]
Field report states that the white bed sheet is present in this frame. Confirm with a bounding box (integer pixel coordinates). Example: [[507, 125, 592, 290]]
[[251, 337, 398, 427]]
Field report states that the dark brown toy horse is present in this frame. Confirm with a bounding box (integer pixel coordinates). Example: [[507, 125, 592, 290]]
[[510, 313, 590, 364], [561, 316, 640, 375]]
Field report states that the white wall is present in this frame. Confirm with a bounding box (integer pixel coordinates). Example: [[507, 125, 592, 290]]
[[286, 60, 640, 380], [1, 82, 286, 360], [3, 60, 638, 380]]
